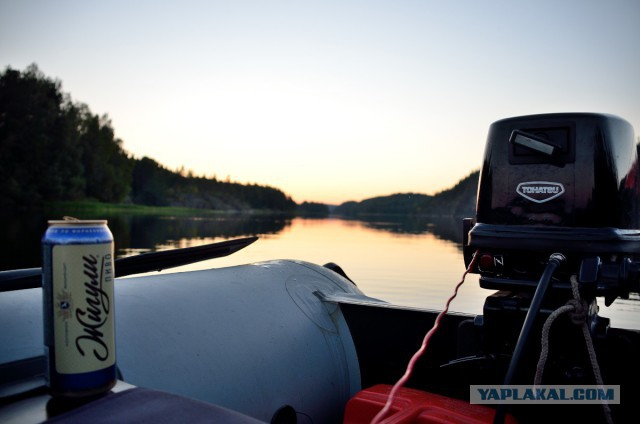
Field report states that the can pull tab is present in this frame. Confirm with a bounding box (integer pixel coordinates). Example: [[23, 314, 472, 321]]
[[63, 216, 80, 221], [509, 130, 560, 156]]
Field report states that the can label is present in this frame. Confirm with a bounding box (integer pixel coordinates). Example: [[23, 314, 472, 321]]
[[52, 243, 115, 373]]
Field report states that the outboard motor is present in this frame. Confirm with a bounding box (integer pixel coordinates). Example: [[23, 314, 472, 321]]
[[455, 113, 640, 424], [463, 112, 640, 305]]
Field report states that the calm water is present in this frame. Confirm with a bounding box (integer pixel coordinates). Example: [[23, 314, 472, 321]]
[[1, 212, 638, 330]]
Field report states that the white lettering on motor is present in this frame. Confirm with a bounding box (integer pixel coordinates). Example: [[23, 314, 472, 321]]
[[516, 182, 565, 203], [521, 186, 560, 194]]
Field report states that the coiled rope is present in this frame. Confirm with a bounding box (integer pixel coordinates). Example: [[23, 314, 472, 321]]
[[534, 274, 613, 424]]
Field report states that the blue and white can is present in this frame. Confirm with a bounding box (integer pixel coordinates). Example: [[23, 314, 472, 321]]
[[42, 218, 116, 397]]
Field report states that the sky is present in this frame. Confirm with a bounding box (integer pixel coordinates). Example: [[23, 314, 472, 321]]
[[1, 0, 639, 205]]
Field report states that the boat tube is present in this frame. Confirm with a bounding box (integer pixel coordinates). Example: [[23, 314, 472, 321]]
[[0, 259, 381, 423]]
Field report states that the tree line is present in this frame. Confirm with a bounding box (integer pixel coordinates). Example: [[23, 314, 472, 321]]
[[333, 170, 479, 218], [1, 64, 481, 217], [0, 64, 300, 212]]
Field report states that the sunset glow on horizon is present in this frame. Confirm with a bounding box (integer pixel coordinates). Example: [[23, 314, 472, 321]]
[[2, 1, 639, 205]]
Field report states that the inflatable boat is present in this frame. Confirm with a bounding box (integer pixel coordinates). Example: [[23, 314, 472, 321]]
[[2, 112, 640, 424]]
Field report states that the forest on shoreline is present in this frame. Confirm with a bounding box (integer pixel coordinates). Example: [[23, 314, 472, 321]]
[[1, 64, 477, 218]]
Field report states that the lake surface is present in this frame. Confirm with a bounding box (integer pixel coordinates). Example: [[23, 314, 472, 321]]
[[2, 212, 638, 330]]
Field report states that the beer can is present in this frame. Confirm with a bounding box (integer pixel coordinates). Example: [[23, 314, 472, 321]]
[[42, 218, 116, 397]]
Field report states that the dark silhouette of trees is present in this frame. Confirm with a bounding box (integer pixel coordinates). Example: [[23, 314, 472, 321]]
[[129, 157, 296, 211], [1, 64, 484, 216], [0, 64, 295, 212], [297, 202, 330, 217], [77, 108, 133, 202], [1, 64, 132, 206], [131, 157, 175, 206], [333, 171, 480, 218]]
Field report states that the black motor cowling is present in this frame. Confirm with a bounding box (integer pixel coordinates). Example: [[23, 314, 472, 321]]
[[463, 112, 640, 304]]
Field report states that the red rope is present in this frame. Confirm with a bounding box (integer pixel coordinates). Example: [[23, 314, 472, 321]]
[[370, 250, 480, 424]]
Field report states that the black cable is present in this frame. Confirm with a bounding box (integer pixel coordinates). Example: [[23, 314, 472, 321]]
[[493, 253, 566, 424]]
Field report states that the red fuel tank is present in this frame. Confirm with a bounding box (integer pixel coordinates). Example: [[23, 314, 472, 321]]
[[343, 384, 518, 424]]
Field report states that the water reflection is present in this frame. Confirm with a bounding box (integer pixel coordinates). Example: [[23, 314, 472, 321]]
[[0, 211, 50, 270], [111, 214, 292, 255], [0, 211, 294, 270], [0, 211, 468, 271], [1, 210, 638, 330], [346, 215, 467, 244]]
